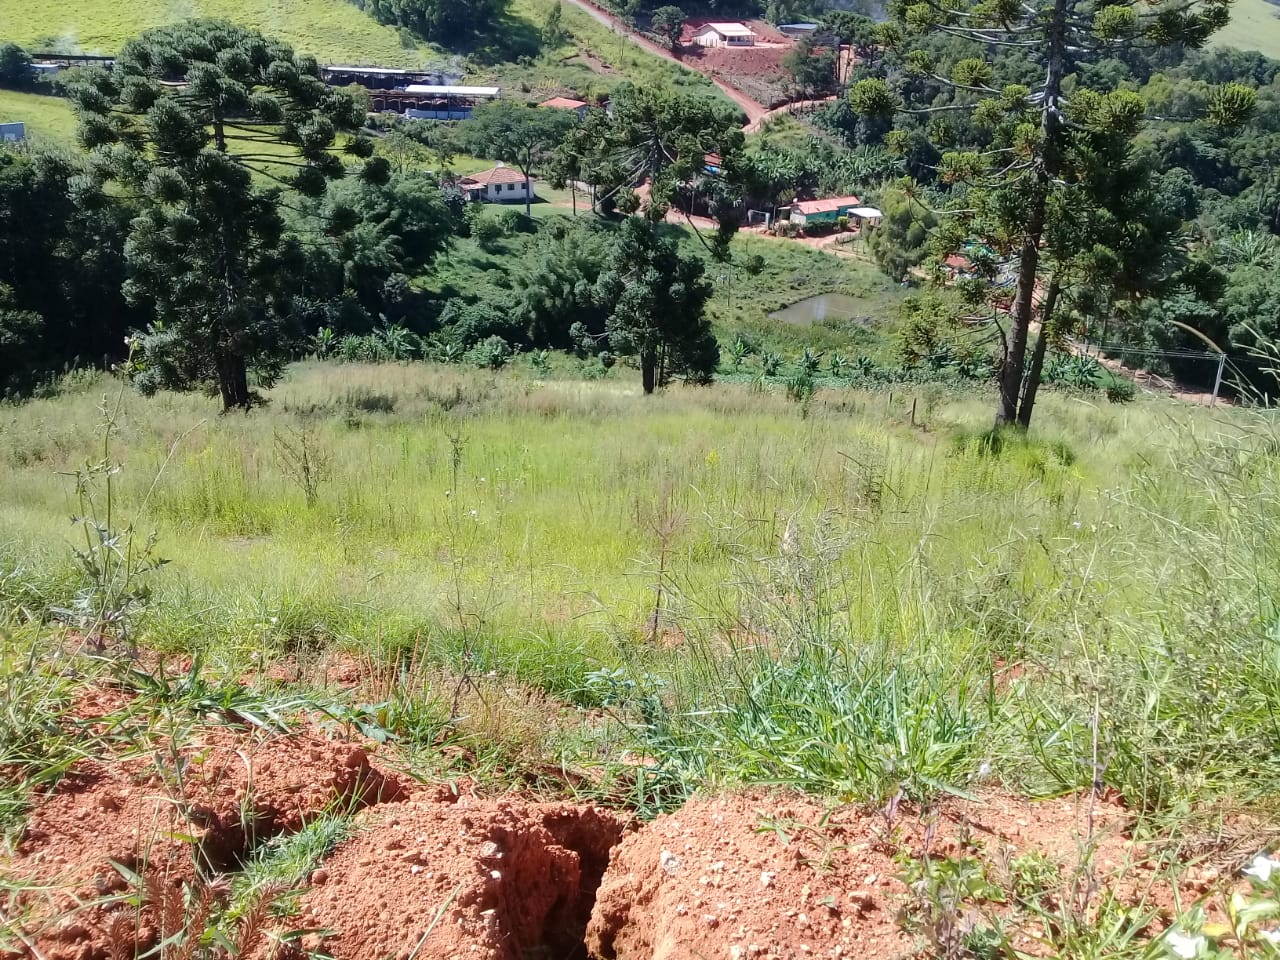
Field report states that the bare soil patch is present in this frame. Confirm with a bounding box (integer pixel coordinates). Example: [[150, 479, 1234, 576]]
[[6, 728, 405, 960], [587, 790, 1146, 960], [3, 679, 1267, 960], [292, 798, 628, 959]]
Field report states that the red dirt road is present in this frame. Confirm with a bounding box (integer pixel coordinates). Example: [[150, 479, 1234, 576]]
[[560, 0, 770, 124]]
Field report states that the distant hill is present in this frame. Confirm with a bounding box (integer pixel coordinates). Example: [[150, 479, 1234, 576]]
[[0, 0, 428, 65], [1211, 0, 1280, 61]]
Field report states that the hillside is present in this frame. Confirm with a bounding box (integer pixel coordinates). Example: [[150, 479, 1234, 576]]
[[0, 0, 425, 65], [0, 0, 721, 102], [0, 89, 76, 144], [1210, 0, 1280, 61]]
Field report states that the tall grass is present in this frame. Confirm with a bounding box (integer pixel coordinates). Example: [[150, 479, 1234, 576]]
[[1, 364, 1277, 818]]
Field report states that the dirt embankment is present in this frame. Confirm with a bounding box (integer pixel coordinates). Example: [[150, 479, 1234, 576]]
[[0, 685, 1253, 960]]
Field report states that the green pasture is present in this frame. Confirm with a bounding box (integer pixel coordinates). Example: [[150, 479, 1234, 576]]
[[3, 364, 1278, 816]]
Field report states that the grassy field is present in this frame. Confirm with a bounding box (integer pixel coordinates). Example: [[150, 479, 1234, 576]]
[[1212, 0, 1280, 60], [0, 0, 719, 107], [0, 89, 78, 145], [3, 364, 1278, 819], [0, 0, 426, 65]]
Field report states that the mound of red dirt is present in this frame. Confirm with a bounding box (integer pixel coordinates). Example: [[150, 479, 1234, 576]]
[[292, 798, 629, 960], [586, 791, 1135, 960], [8, 730, 405, 960]]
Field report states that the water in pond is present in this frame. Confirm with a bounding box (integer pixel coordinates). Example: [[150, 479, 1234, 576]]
[[768, 293, 868, 325]]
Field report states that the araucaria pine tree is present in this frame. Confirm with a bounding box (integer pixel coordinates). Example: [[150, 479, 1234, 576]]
[[67, 20, 375, 410], [852, 0, 1256, 428]]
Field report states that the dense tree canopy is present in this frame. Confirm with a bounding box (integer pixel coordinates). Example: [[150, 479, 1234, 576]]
[[846, 0, 1254, 426], [352, 0, 505, 43], [595, 218, 717, 393], [66, 20, 373, 410]]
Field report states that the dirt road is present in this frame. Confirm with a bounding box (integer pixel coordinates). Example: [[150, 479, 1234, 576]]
[[742, 96, 836, 133], [559, 0, 769, 124]]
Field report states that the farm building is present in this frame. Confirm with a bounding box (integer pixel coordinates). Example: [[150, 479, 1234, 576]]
[[778, 22, 819, 37], [789, 195, 862, 227], [398, 84, 500, 120], [0, 123, 25, 143], [459, 165, 533, 203], [539, 96, 590, 118], [691, 22, 757, 46], [321, 65, 446, 90]]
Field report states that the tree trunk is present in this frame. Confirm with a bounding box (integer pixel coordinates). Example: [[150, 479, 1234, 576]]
[[523, 169, 533, 217], [994, 0, 1067, 430], [641, 350, 657, 394], [1016, 275, 1060, 429], [996, 203, 1045, 427], [217, 350, 251, 411]]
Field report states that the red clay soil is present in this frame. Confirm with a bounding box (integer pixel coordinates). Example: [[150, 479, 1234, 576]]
[[586, 791, 1138, 960], [6, 730, 406, 960], [290, 797, 628, 960]]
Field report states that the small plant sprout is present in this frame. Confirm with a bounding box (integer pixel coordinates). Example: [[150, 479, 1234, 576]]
[[274, 420, 333, 509]]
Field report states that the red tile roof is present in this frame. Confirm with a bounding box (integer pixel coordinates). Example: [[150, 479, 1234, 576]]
[[539, 96, 588, 110], [793, 195, 861, 215], [459, 166, 530, 187]]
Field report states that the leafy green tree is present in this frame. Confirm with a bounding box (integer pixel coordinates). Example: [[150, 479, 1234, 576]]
[[67, 20, 371, 410], [543, 0, 568, 47], [0, 150, 140, 395], [651, 5, 686, 49], [0, 42, 32, 89], [298, 172, 456, 326], [782, 36, 837, 99], [598, 83, 746, 249], [516, 219, 610, 347], [594, 217, 716, 393], [818, 12, 880, 82], [855, 0, 1254, 428], [867, 186, 934, 280], [466, 100, 577, 215], [359, 0, 505, 43]]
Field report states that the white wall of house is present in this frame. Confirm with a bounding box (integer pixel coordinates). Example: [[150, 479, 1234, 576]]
[[691, 27, 757, 46], [465, 178, 532, 202]]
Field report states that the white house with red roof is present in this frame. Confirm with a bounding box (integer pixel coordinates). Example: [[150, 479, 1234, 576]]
[[458, 165, 534, 203]]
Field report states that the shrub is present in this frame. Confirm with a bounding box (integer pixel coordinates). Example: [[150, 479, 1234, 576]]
[[494, 208, 534, 236], [1106, 377, 1136, 403], [467, 334, 513, 370], [473, 217, 503, 252]]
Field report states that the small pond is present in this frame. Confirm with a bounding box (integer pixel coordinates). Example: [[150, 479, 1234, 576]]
[[768, 293, 869, 326]]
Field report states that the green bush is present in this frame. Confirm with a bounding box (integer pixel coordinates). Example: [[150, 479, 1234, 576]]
[[467, 334, 513, 369], [473, 217, 503, 252], [1106, 377, 1136, 403]]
